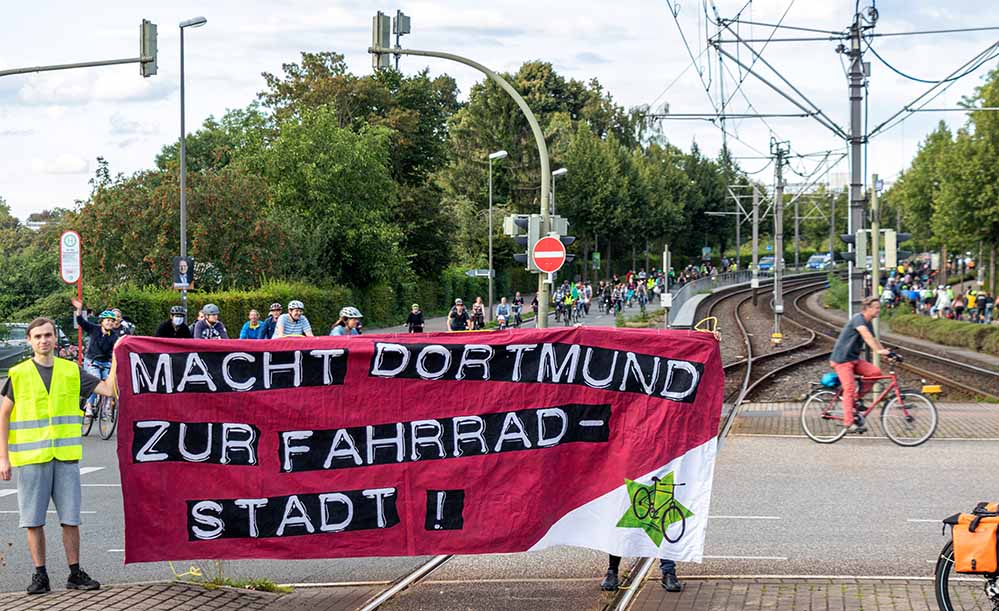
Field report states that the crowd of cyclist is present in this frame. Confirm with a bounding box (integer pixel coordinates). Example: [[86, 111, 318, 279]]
[[875, 259, 995, 324]]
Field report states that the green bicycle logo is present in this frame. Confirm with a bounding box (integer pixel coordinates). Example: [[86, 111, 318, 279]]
[[616, 472, 693, 546]]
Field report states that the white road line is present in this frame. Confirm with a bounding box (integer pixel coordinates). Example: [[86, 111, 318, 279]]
[[0, 510, 96, 514], [82, 484, 120, 487], [704, 555, 788, 561], [107, 549, 124, 553], [0, 490, 17, 498], [79, 467, 105, 476], [709, 515, 781, 520]]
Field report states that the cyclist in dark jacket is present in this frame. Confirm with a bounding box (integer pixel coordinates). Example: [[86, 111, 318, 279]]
[[71, 298, 121, 414], [155, 306, 192, 338]]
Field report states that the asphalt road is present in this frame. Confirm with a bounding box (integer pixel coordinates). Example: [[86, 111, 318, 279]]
[[3, 298, 985, 603]]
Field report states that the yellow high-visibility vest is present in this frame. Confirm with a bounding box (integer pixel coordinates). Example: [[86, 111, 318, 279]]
[[7, 358, 82, 467]]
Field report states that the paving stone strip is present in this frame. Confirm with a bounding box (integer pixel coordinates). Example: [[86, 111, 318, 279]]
[[0, 581, 381, 611]]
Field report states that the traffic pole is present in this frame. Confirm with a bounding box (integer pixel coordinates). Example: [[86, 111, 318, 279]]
[[76, 279, 83, 366]]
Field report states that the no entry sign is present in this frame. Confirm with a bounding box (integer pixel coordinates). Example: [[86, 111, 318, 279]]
[[533, 236, 566, 273]]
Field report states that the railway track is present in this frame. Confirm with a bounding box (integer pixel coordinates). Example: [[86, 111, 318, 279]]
[[784, 284, 999, 401]]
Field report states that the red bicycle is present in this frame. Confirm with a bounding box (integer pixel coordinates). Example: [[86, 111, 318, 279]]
[[800, 353, 939, 446]]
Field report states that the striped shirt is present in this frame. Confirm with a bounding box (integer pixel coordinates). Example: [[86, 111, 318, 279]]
[[276, 313, 312, 336]]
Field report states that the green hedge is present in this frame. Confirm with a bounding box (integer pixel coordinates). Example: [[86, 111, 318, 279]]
[[5, 267, 535, 336], [886, 313, 999, 357]]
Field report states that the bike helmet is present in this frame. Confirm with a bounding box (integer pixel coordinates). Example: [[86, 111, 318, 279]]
[[99, 310, 116, 320], [411, 303, 420, 309], [269, 302, 282, 312], [820, 372, 841, 388], [169, 305, 186, 316], [288, 300, 305, 310], [339, 306, 363, 319], [203, 303, 221, 315]]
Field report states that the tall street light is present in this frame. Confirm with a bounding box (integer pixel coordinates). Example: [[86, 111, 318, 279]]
[[487, 150, 508, 321], [179, 15, 207, 313], [551, 167, 568, 216]]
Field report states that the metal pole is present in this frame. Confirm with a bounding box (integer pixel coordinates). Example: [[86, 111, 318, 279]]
[[847, 15, 866, 319], [488, 158, 494, 322], [871, 175, 881, 368], [734, 198, 741, 271], [773, 148, 785, 343], [369, 46, 552, 327], [751, 186, 760, 304], [179, 26, 188, 314], [0, 56, 145, 78], [829, 193, 836, 258], [794, 198, 800, 270]]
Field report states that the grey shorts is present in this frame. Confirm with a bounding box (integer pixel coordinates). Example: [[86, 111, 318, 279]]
[[15, 460, 81, 528]]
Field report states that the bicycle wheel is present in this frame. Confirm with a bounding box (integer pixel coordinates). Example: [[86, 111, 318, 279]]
[[81, 406, 94, 437], [934, 540, 999, 611], [882, 392, 938, 447], [800, 390, 848, 444], [631, 487, 654, 521], [98, 396, 118, 440], [661, 503, 687, 544]]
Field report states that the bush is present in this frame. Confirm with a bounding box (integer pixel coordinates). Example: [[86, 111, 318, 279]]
[[823, 274, 849, 311], [887, 313, 999, 357]]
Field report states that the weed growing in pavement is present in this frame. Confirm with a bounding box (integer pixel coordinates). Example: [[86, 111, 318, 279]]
[[200, 577, 292, 594], [0, 541, 12, 569]]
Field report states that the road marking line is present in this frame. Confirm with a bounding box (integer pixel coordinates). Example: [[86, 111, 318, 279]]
[[0, 510, 95, 514], [82, 484, 120, 487], [0, 490, 17, 498], [107, 549, 124, 553], [80, 467, 105, 476], [709, 515, 781, 520], [703, 555, 788, 561]]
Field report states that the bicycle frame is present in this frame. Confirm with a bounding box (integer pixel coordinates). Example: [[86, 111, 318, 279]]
[[823, 368, 917, 422]]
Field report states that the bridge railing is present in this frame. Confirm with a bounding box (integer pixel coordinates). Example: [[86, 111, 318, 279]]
[[666, 270, 772, 325]]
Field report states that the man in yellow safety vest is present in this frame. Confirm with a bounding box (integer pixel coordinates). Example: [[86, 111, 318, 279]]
[[0, 317, 117, 595]]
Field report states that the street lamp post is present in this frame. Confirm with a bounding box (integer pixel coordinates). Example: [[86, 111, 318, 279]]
[[179, 16, 207, 313], [487, 150, 508, 321]]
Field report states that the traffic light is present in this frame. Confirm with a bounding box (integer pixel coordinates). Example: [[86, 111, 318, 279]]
[[504, 214, 541, 271], [839, 230, 868, 266], [882, 230, 912, 269], [140, 20, 157, 78], [371, 11, 392, 70], [550, 215, 575, 265]]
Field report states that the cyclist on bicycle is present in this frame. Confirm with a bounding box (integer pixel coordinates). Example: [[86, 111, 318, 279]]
[[448, 299, 470, 332], [470, 297, 486, 330], [155, 305, 192, 338], [830, 295, 890, 433], [495, 297, 511, 326], [71, 299, 120, 416], [330, 307, 363, 336], [512, 292, 524, 327], [193, 304, 229, 339], [273, 300, 313, 338]]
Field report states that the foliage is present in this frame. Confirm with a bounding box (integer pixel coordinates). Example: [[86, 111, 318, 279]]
[[823, 274, 849, 311], [886, 313, 999, 357]]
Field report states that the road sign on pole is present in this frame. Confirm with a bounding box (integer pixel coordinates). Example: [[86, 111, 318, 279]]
[[532, 236, 566, 274], [59, 230, 84, 364], [60, 231, 81, 284]]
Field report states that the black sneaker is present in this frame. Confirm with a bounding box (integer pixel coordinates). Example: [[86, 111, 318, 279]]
[[661, 572, 683, 592], [27, 572, 50, 595], [847, 414, 868, 434], [66, 569, 100, 591], [599, 569, 620, 591]]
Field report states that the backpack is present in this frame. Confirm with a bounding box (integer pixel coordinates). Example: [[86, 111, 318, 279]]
[[947, 502, 999, 574]]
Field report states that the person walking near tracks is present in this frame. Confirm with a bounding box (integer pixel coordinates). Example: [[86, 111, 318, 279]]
[[0, 317, 116, 595], [830, 296, 890, 433]]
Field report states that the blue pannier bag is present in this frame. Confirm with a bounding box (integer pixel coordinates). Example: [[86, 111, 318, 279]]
[[821, 372, 841, 388]]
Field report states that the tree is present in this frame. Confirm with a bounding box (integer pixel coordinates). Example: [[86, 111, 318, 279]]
[[259, 106, 406, 285], [155, 104, 271, 173]]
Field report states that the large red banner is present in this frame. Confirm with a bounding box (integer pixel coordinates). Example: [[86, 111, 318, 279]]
[[114, 327, 722, 563]]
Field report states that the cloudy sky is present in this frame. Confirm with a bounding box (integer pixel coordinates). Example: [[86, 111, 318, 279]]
[[2, 1, 998, 219]]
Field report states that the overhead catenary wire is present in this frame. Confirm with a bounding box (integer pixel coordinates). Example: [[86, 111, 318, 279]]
[[865, 38, 999, 84], [719, 0, 797, 110]]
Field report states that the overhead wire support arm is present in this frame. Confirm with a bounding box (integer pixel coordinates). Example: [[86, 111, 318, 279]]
[[717, 21, 849, 139], [867, 41, 999, 139], [711, 43, 848, 140], [721, 18, 847, 37], [650, 112, 817, 119]]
